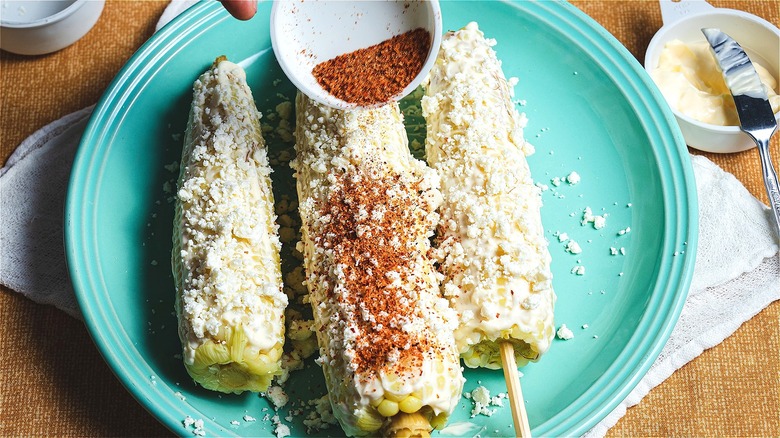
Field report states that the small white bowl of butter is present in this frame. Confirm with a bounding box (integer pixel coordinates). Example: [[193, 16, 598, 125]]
[[644, 0, 780, 153], [0, 0, 104, 56]]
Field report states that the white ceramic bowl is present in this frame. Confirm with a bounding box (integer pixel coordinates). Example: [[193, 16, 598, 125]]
[[644, 0, 780, 153], [1, 0, 104, 56], [270, 0, 442, 109]]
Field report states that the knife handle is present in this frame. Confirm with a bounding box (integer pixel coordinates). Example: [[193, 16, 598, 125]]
[[757, 137, 780, 239]]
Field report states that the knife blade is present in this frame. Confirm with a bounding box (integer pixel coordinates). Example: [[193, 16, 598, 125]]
[[702, 28, 780, 237], [702, 28, 777, 134]]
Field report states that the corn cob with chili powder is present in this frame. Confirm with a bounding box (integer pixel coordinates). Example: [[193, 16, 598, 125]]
[[292, 91, 464, 436]]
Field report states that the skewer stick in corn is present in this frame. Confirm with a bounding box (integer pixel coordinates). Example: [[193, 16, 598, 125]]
[[422, 22, 557, 436], [292, 92, 464, 437], [501, 342, 532, 437], [172, 57, 286, 393]]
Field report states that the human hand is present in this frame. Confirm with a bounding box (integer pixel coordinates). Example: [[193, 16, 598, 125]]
[[221, 0, 257, 20]]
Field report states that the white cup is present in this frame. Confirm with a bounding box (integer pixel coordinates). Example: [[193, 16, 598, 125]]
[[1, 0, 105, 56], [644, 0, 780, 153]]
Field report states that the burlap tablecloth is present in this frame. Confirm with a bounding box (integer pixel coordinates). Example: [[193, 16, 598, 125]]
[[1, 1, 778, 436]]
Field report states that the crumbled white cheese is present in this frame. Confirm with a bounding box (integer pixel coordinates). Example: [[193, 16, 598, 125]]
[[556, 324, 574, 340], [582, 207, 607, 229], [521, 294, 541, 310], [571, 265, 586, 276], [275, 101, 293, 121], [468, 386, 503, 417], [565, 171, 581, 185], [303, 396, 339, 433], [182, 416, 205, 436], [274, 423, 290, 437], [618, 226, 631, 235], [265, 386, 289, 409], [491, 392, 507, 407], [611, 247, 627, 256], [535, 181, 549, 192], [565, 240, 582, 254], [272, 414, 290, 438]]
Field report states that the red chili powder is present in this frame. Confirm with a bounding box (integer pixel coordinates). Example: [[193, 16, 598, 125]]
[[312, 28, 431, 106]]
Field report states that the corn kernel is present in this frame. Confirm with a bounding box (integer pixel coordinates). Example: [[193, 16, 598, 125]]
[[377, 399, 400, 417], [369, 396, 383, 408], [399, 395, 423, 413], [384, 392, 404, 403]]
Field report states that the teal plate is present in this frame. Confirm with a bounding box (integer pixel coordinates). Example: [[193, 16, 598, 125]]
[[65, 1, 697, 436]]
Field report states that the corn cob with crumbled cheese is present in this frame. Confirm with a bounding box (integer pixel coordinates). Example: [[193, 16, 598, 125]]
[[172, 57, 286, 393], [292, 92, 464, 436], [422, 22, 556, 369]]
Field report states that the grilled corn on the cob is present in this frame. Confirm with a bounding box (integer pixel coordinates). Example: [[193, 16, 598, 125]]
[[292, 92, 464, 436], [422, 22, 556, 369], [172, 57, 286, 393]]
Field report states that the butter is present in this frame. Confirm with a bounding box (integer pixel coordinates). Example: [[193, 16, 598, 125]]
[[651, 39, 780, 126]]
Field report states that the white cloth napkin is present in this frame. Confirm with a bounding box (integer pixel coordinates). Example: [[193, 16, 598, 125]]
[[0, 0, 194, 319], [1, 1, 778, 435], [0, 105, 93, 319]]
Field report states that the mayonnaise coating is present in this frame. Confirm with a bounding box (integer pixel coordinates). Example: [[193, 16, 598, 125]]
[[422, 22, 556, 369]]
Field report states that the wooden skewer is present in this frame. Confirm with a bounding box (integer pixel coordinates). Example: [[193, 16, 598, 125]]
[[500, 341, 532, 438]]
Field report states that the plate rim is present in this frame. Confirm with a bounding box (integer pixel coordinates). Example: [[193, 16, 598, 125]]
[[518, 1, 697, 435], [64, 1, 698, 436]]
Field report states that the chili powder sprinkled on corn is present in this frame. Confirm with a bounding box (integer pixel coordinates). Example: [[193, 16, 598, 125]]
[[312, 28, 431, 106], [318, 169, 431, 375]]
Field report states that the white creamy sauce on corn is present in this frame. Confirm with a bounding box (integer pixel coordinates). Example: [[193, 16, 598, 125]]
[[175, 61, 286, 365], [422, 22, 556, 369], [293, 93, 464, 435]]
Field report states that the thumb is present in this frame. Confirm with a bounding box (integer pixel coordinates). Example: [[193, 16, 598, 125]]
[[221, 0, 257, 20]]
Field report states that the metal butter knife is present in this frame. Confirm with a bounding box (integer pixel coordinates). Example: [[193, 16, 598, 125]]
[[702, 28, 780, 237]]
